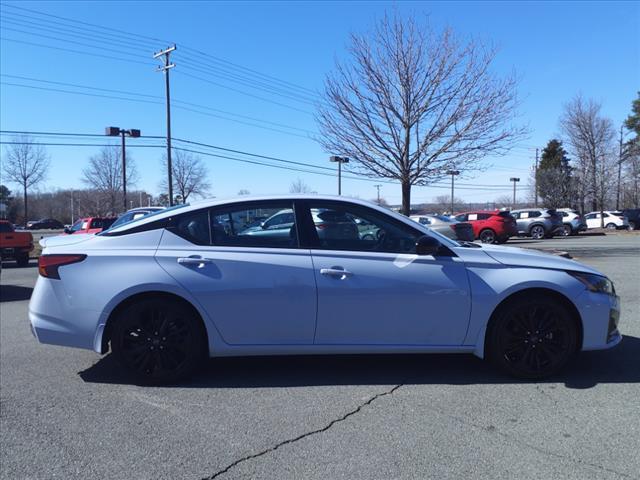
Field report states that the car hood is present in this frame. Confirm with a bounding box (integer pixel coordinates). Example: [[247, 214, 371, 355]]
[[39, 233, 96, 248], [478, 244, 604, 276]]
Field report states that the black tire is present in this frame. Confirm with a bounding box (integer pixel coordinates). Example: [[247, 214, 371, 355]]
[[495, 236, 509, 244], [605, 223, 617, 230], [561, 225, 572, 236], [16, 254, 29, 267], [479, 229, 496, 244], [487, 295, 578, 379], [530, 225, 545, 240], [111, 298, 206, 384], [629, 221, 636, 230]]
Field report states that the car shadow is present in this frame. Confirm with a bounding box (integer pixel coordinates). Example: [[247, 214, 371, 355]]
[[79, 335, 640, 389], [0, 285, 34, 302], [1, 261, 37, 269]]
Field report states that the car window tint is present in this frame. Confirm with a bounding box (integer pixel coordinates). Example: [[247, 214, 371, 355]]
[[211, 201, 298, 248], [455, 214, 467, 222], [174, 209, 211, 245], [306, 202, 420, 254], [478, 213, 490, 220], [529, 211, 541, 218], [0, 223, 12, 233]]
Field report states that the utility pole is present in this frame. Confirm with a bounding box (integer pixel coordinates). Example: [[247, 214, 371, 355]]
[[446, 170, 460, 214], [105, 127, 141, 211], [616, 125, 624, 210], [154, 45, 176, 206], [534, 148, 539, 207], [374, 184, 382, 205], [330, 156, 349, 195], [510, 177, 520, 209], [70, 190, 74, 224]]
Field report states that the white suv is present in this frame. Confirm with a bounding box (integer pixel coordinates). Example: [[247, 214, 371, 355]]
[[584, 211, 629, 230]]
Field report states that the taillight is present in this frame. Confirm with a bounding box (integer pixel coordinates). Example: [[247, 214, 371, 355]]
[[38, 254, 87, 279]]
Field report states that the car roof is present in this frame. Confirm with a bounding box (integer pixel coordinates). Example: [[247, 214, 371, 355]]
[[106, 194, 418, 234]]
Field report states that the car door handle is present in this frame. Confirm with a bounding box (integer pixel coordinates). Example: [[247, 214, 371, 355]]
[[177, 256, 213, 267], [320, 268, 353, 279]]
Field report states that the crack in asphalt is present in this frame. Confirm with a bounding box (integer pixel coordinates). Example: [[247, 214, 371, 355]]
[[200, 384, 404, 480]]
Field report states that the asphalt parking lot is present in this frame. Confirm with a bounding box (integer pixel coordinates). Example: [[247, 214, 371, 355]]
[[1, 234, 639, 480]]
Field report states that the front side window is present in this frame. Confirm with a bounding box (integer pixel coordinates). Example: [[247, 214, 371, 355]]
[[305, 202, 420, 253]]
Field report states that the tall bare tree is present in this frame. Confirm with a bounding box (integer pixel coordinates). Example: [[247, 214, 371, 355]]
[[160, 150, 210, 203], [289, 178, 313, 193], [317, 14, 526, 214], [1, 134, 49, 224], [560, 96, 616, 220], [82, 145, 138, 214]]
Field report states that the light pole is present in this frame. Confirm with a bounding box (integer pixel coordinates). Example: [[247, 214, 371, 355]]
[[330, 156, 349, 195], [374, 184, 382, 205], [446, 170, 460, 214], [106, 127, 141, 211], [510, 177, 520, 209]]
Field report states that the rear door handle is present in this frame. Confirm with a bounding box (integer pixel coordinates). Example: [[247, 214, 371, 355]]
[[177, 256, 213, 267], [320, 267, 353, 279]]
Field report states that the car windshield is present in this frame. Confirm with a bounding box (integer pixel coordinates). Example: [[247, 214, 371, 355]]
[[100, 204, 185, 234]]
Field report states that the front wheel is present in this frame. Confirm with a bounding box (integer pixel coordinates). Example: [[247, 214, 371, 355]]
[[530, 225, 545, 240], [487, 295, 578, 379], [561, 225, 572, 236], [111, 298, 206, 384], [479, 229, 496, 244], [605, 223, 617, 230]]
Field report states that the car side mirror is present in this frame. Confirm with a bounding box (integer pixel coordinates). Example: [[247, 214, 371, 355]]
[[415, 235, 441, 256]]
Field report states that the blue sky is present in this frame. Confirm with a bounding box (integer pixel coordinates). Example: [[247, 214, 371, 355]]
[[1, 0, 638, 205]]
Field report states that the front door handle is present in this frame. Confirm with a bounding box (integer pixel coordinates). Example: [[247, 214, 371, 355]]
[[177, 256, 213, 268], [320, 267, 353, 279]]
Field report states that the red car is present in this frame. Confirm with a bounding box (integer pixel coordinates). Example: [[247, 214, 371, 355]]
[[63, 217, 116, 235], [453, 210, 517, 244]]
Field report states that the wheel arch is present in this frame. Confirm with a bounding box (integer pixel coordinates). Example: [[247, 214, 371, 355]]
[[99, 291, 210, 355], [475, 287, 583, 358]]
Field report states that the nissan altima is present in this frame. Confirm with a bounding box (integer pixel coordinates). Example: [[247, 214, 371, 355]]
[[29, 195, 621, 383]]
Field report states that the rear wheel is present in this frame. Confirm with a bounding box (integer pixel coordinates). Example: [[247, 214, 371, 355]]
[[479, 229, 496, 244], [488, 295, 577, 379], [605, 223, 617, 230], [111, 298, 206, 384], [561, 225, 572, 236], [629, 221, 636, 230], [530, 225, 545, 240], [16, 253, 29, 267]]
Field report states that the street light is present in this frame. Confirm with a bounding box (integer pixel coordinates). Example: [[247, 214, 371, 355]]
[[330, 156, 349, 195], [446, 170, 460, 214], [106, 127, 141, 211], [510, 177, 521, 208]]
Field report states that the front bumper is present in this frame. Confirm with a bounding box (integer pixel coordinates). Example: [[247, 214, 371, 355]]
[[576, 289, 622, 351]]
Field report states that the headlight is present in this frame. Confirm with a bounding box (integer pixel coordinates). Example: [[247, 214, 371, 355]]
[[568, 271, 615, 295]]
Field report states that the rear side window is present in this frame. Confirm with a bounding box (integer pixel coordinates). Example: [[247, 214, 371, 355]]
[[211, 201, 298, 248], [529, 211, 542, 218], [175, 209, 211, 245], [455, 214, 468, 222]]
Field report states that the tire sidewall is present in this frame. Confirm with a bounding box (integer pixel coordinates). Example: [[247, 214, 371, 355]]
[[479, 229, 496, 244], [530, 225, 545, 239]]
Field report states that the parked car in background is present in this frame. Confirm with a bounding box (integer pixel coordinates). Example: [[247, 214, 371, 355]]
[[584, 211, 629, 230], [26, 218, 64, 230], [0, 220, 33, 266], [622, 208, 640, 230], [30, 195, 621, 383], [510, 208, 563, 239], [409, 214, 475, 242], [63, 217, 116, 235], [110, 207, 165, 230], [556, 208, 587, 236], [453, 210, 517, 244]]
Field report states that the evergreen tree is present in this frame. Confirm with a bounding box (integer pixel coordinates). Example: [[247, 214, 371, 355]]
[[536, 139, 573, 207]]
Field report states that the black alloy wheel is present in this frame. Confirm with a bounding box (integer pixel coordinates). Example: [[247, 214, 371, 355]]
[[530, 225, 545, 240], [489, 296, 577, 379], [561, 225, 572, 236], [479, 229, 496, 244], [111, 298, 205, 384]]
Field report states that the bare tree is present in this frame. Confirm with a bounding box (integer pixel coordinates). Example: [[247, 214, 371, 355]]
[[237, 189, 251, 195], [82, 145, 138, 215], [433, 194, 465, 214], [160, 150, 210, 203], [289, 178, 313, 193], [317, 14, 526, 214], [1, 134, 49, 224], [561, 96, 616, 220]]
